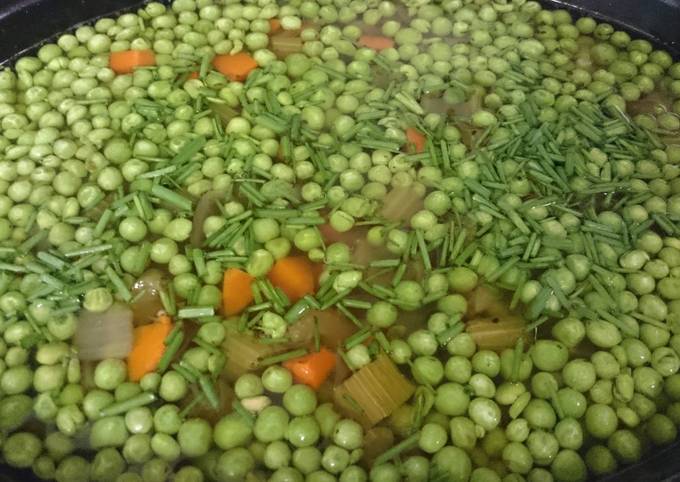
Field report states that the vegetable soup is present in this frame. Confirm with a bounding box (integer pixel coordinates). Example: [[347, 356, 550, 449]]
[[0, 0, 679, 481]]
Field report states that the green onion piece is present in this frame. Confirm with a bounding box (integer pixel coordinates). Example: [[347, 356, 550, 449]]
[[511, 338, 525, 382], [198, 375, 220, 409], [150, 184, 192, 211], [374, 432, 421, 466], [259, 348, 308, 367], [526, 286, 552, 320], [284, 298, 311, 324], [172, 136, 206, 165], [436, 321, 464, 346], [105, 266, 132, 302], [232, 400, 255, 426], [336, 303, 364, 328], [63, 243, 112, 258], [179, 393, 206, 419], [177, 306, 215, 319], [172, 363, 198, 383], [157, 330, 184, 373]]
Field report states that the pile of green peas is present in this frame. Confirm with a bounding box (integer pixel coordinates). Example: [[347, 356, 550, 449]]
[[0, 0, 678, 480]]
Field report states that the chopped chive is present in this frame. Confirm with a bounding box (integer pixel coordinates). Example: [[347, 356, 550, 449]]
[[374, 331, 391, 353], [286, 216, 325, 226], [320, 288, 352, 310], [198, 375, 220, 409], [284, 298, 311, 323], [259, 348, 308, 367], [99, 392, 157, 418], [436, 319, 465, 345], [247, 302, 273, 313], [374, 432, 421, 466], [0, 263, 26, 273], [253, 208, 299, 219], [150, 184, 192, 211], [177, 306, 215, 319], [526, 286, 552, 320], [157, 330, 184, 373], [193, 249, 206, 277], [158, 286, 177, 316], [172, 135, 206, 165], [179, 393, 206, 419], [172, 363, 197, 383], [19, 231, 47, 253], [630, 311, 670, 331], [232, 400, 256, 426], [302, 295, 321, 310], [342, 299, 372, 310], [336, 303, 363, 327], [239, 183, 266, 207], [511, 338, 525, 382], [63, 244, 113, 258], [105, 266, 132, 302], [415, 230, 432, 272], [344, 327, 372, 350], [391, 262, 407, 287]]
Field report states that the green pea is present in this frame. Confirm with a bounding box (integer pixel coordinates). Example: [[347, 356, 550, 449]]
[[418, 423, 448, 454], [90, 415, 128, 449], [561, 359, 596, 392], [607, 429, 642, 464], [3, 431, 42, 468], [283, 384, 318, 417], [94, 359, 128, 391], [435, 383, 470, 416], [178, 418, 212, 458], [286, 415, 320, 449], [529, 340, 568, 372], [254, 406, 290, 443], [585, 445, 618, 477], [550, 449, 587, 482]]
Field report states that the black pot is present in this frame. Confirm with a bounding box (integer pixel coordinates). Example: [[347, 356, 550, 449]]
[[0, 0, 679, 481]]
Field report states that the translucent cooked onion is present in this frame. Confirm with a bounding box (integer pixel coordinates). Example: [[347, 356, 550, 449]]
[[466, 315, 528, 352], [379, 186, 424, 223], [191, 190, 225, 247], [271, 36, 303, 59], [130, 269, 167, 325], [287, 309, 358, 350], [75, 302, 134, 361]]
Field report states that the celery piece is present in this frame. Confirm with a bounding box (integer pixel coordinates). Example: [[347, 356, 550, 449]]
[[333, 354, 415, 427]]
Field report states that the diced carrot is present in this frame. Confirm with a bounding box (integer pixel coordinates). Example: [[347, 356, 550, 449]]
[[188, 71, 199, 80], [267, 256, 316, 302], [212, 52, 258, 82], [358, 35, 395, 51], [109, 49, 156, 74], [127, 313, 173, 382], [222, 268, 255, 316], [283, 347, 336, 390], [405, 127, 427, 153], [269, 18, 282, 34]]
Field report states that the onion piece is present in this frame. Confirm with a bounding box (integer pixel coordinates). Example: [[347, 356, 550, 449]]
[[466, 285, 509, 318], [287, 309, 358, 350], [270, 36, 303, 59], [379, 186, 424, 223], [191, 190, 226, 247], [466, 315, 528, 352], [75, 303, 134, 361], [130, 269, 167, 325]]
